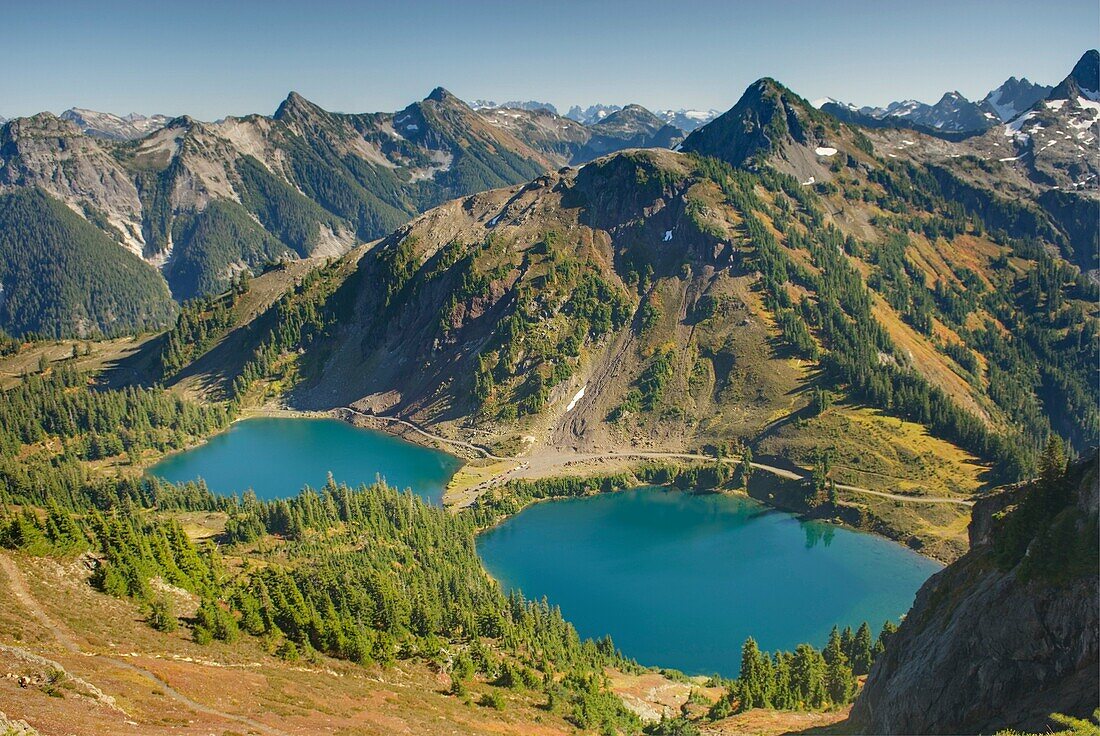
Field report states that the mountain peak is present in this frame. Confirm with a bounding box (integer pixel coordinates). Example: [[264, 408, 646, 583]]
[[274, 91, 324, 121], [597, 103, 663, 127], [680, 77, 828, 168], [426, 86, 457, 103], [1, 112, 82, 141], [1050, 48, 1100, 100], [752, 77, 789, 96]]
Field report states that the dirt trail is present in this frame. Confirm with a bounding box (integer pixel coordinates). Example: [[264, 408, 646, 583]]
[[0, 553, 288, 736], [340, 407, 507, 460], [455, 450, 975, 508], [334, 405, 974, 509]]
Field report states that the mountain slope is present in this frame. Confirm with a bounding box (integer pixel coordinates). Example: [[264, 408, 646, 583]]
[[0, 88, 563, 328], [477, 106, 592, 165], [0, 113, 149, 257], [274, 130, 1095, 536], [478, 103, 684, 166], [0, 188, 175, 337], [850, 451, 1099, 734], [855, 51, 1099, 275], [59, 108, 171, 140]]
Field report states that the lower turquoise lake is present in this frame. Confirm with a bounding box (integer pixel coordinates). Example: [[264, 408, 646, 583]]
[[476, 486, 941, 677], [148, 417, 463, 504]]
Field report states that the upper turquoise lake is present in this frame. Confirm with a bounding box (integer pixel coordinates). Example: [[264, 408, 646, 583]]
[[148, 417, 462, 504], [476, 486, 941, 677]]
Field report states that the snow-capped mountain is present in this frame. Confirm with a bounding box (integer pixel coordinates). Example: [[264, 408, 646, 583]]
[[987, 50, 1099, 192], [59, 108, 172, 140], [855, 92, 990, 133], [818, 77, 1053, 136], [564, 104, 623, 124], [979, 77, 1053, 123], [655, 108, 720, 132], [469, 99, 558, 114]]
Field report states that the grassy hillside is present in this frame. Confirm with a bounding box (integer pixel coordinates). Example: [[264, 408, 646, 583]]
[[287, 147, 1093, 470]]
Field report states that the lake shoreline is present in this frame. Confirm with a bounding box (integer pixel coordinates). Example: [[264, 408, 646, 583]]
[[330, 406, 969, 563], [147, 412, 462, 504], [476, 485, 941, 678], [150, 405, 963, 563]]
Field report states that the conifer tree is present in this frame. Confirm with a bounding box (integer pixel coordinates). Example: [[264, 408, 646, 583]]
[[737, 637, 770, 711], [851, 622, 874, 675]]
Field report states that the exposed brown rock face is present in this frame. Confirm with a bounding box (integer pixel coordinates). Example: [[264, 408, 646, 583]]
[[849, 454, 1099, 735]]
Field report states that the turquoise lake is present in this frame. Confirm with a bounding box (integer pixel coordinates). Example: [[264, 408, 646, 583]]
[[148, 417, 463, 504], [476, 487, 941, 677], [152, 418, 940, 677]]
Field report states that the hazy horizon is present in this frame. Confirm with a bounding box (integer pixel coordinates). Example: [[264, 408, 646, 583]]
[[2, 0, 1096, 121]]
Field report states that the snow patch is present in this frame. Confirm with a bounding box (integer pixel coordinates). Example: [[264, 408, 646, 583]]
[[565, 385, 587, 412], [814, 146, 837, 156], [1077, 97, 1100, 115], [663, 229, 673, 242], [1005, 111, 1038, 134], [985, 89, 1021, 121], [800, 176, 816, 186], [1045, 99, 1066, 111]]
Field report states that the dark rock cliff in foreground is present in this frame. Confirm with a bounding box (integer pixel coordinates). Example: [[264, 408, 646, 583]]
[[849, 451, 1099, 734]]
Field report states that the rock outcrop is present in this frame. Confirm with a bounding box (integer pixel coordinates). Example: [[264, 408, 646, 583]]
[[849, 453, 1100, 734]]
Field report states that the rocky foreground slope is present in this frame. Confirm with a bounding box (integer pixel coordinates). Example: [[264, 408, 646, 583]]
[[849, 450, 1099, 734]]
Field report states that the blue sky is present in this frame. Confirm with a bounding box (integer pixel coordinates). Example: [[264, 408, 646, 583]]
[[2, 0, 1096, 119]]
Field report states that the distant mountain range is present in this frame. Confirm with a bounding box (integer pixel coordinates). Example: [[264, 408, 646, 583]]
[[0, 51, 1095, 340], [564, 103, 622, 124], [656, 108, 721, 132], [476, 102, 684, 166], [59, 108, 173, 140], [560, 104, 719, 131], [470, 99, 558, 114], [0, 88, 696, 336], [818, 76, 1053, 136]]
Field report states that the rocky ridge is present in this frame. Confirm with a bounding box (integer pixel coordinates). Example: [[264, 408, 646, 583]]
[[849, 452, 1099, 734]]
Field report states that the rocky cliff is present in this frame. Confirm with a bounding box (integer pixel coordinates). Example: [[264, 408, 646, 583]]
[[849, 452, 1099, 734]]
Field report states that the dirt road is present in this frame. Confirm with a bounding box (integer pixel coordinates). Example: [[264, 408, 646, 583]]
[[452, 449, 975, 508]]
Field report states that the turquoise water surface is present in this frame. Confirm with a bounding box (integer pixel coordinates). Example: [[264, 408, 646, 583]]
[[476, 486, 941, 677], [154, 420, 939, 677], [148, 417, 462, 503]]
